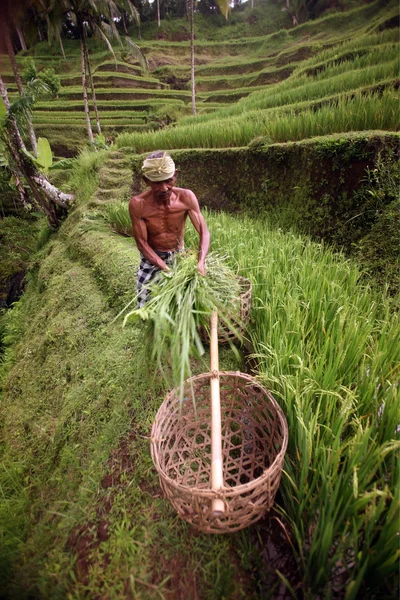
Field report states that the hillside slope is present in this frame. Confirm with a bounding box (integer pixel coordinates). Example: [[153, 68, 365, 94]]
[[1, 141, 399, 599], [0, 0, 398, 156]]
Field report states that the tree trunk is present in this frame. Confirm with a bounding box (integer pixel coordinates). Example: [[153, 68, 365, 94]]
[[31, 174, 74, 208], [122, 13, 128, 34], [85, 45, 101, 136], [0, 75, 26, 151], [37, 22, 43, 41], [5, 26, 38, 157], [0, 75, 74, 224], [157, 0, 161, 27], [80, 34, 94, 144], [59, 36, 67, 60], [189, 0, 196, 116]]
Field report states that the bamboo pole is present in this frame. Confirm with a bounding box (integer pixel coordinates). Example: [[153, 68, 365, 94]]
[[210, 311, 225, 516]]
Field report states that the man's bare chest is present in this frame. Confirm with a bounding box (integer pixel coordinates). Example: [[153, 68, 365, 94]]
[[143, 203, 188, 234]]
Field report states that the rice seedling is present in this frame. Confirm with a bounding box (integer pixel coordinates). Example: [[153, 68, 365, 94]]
[[122, 251, 241, 398]]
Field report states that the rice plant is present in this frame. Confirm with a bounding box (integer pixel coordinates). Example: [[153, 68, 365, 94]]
[[122, 251, 241, 398], [186, 209, 400, 598], [179, 57, 399, 128], [117, 88, 399, 151], [103, 201, 132, 236]]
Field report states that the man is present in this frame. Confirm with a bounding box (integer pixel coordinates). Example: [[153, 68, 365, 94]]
[[129, 150, 210, 307]]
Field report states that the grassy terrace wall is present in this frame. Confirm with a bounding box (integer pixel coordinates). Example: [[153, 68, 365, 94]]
[[130, 131, 399, 287]]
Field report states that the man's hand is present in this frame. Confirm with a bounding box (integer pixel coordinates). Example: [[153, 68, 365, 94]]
[[198, 260, 206, 276]]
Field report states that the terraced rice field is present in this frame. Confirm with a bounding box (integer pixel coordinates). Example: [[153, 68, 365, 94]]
[[0, 0, 398, 156]]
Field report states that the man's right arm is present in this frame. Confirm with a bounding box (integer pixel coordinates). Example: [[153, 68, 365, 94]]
[[129, 198, 169, 271]]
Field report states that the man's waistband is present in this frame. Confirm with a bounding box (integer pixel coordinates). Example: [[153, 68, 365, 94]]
[[153, 247, 184, 259]]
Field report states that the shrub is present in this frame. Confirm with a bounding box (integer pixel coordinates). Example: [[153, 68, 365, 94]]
[[39, 68, 61, 97], [22, 58, 37, 83]]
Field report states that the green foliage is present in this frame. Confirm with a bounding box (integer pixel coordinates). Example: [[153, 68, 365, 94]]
[[354, 152, 400, 292], [22, 58, 37, 83], [0, 216, 43, 306], [21, 136, 53, 175], [122, 251, 241, 396], [36, 137, 53, 172], [93, 133, 109, 151], [104, 200, 132, 236], [39, 67, 61, 97], [67, 148, 108, 203]]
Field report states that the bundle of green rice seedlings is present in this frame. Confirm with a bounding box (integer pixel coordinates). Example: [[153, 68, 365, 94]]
[[123, 251, 242, 397]]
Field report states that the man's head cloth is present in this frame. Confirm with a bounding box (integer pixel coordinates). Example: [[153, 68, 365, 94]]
[[142, 151, 175, 182]]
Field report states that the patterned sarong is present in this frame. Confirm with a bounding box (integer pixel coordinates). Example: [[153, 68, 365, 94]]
[[137, 249, 180, 308]]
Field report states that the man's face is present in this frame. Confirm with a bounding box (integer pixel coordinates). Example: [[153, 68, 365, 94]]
[[149, 173, 176, 202]]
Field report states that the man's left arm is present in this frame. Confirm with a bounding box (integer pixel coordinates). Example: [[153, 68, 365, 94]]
[[187, 191, 210, 276]]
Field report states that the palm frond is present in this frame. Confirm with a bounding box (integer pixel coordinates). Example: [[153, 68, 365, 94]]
[[94, 23, 118, 63], [215, 0, 230, 19], [125, 37, 149, 73], [118, 0, 140, 26]]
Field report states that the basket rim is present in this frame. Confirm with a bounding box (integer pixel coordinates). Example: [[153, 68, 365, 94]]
[[151, 371, 288, 497]]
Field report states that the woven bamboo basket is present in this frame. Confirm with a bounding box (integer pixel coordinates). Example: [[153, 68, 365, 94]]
[[151, 371, 288, 533], [201, 277, 252, 344]]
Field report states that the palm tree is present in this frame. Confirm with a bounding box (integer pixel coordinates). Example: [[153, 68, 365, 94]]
[[188, 0, 196, 115], [44, 0, 148, 143], [2, 1, 38, 156], [156, 0, 161, 27]]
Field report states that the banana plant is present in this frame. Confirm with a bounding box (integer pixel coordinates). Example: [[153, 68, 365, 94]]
[[22, 137, 53, 175]]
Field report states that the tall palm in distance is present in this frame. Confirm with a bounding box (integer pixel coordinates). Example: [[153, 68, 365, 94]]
[[1, 0, 39, 156], [41, 0, 148, 143], [188, 0, 230, 116]]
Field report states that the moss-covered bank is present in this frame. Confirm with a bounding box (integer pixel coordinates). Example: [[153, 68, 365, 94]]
[[130, 131, 400, 290]]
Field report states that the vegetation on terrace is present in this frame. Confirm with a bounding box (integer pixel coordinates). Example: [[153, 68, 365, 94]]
[[1, 0, 398, 156]]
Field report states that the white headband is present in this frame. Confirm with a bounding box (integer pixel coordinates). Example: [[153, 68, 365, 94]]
[[142, 153, 175, 182]]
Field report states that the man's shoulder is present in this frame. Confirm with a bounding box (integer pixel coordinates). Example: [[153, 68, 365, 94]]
[[174, 187, 197, 205], [129, 192, 150, 214]]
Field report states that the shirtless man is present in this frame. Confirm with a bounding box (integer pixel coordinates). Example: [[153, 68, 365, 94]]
[[129, 150, 210, 307]]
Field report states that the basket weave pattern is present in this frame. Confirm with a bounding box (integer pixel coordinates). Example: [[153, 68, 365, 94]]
[[151, 372, 288, 533]]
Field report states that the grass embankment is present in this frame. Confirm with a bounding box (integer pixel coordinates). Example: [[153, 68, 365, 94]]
[[1, 151, 399, 599]]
